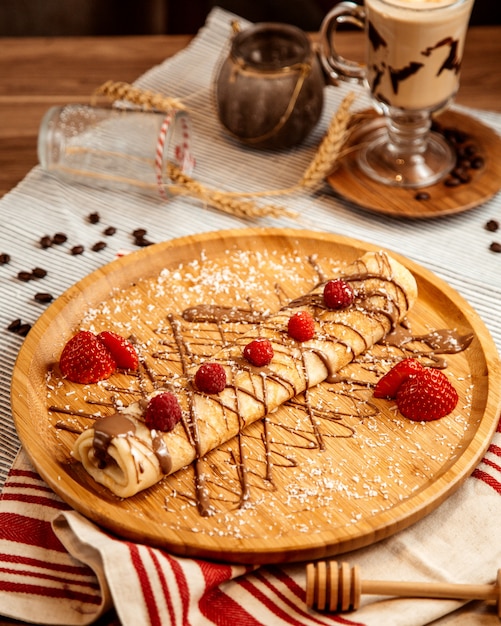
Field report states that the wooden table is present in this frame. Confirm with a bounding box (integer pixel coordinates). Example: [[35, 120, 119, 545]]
[[0, 28, 500, 200], [0, 28, 500, 626]]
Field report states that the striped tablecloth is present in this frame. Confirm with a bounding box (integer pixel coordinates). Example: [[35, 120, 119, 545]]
[[1, 8, 500, 625]]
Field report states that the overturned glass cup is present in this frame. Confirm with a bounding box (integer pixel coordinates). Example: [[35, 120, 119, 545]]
[[38, 104, 195, 198]]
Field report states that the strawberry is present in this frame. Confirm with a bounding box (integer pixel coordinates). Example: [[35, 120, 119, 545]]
[[98, 330, 139, 370], [287, 310, 315, 342], [373, 358, 423, 398], [194, 362, 227, 394], [243, 338, 274, 367], [60, 330, 116, 384], [144, 392, 182, 432], [323, 278, 354, 309], [396, 368, 458, 421]]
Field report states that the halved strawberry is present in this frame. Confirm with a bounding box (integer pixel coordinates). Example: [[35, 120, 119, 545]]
[[98, 331, 139, 370], [396, 368, 458, 421], [60, 330, 116, 384], [373, 358, 423, 399]]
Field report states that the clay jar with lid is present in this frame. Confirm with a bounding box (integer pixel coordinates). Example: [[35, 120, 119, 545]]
[[214, 22, 325, 150]]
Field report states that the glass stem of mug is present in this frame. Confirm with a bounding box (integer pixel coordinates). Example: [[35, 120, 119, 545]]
[[387, 110, 431, 158], [359, 107, 456, 188]]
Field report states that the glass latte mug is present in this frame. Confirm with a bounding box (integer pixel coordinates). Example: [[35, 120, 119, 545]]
[[320, 0, 475, 188]]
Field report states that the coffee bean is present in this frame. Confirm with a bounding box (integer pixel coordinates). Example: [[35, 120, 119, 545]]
[[485, 220, 499, 232], [52, 232, 68, 245], [7, 319, 22, 332], [414, 191, 430, 201], [0, 252, 11, 265], [88, 212, 100, 224], [17, 271, 33, 282], [463, 143, 478, 157], [40, 235, 52, 249], [17, 323, 32, 337], [71, 245, 84, 255], [438, 125, 485, 189], [132, 228, 153, 247], [489, 242, 501, 253], [31, 267, 47, 279], [7, 319, 31, 336], [452, 168, 471, 184], [470, 156, 485, 170], [444, 175, 461, 187], [91, 241, 107, 252], [457, 158, 471, 169], [34, 292, 54, 303], [447, 128, 468, 144], [134, 236, 153, 247], [103, 226, 116, 236]]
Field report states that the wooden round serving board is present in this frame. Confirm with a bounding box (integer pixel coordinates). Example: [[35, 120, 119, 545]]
[[11, 228, 501, 564], [326, 110, 501, 219]]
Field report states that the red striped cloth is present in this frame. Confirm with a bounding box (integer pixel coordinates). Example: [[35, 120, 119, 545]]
[[0, 451, 361, 626], [472, 440, 501, 493], [1, 423, 500, 626], [0, 457, 107, 624]]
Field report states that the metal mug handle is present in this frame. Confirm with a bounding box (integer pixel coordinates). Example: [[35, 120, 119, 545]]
[[319, 1, 367, 85]]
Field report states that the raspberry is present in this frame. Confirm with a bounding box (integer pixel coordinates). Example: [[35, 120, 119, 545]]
[[98, 331, 139, 370], [243, 338, 274, 367], [323, 279, 354, 309], [144, 392, 182, 432], [194, 362, 227, 394], [287, 310, 315, 342], [373, 358, 424, 399], [59, 330, 116, 384], [396, 368, 458, 421]]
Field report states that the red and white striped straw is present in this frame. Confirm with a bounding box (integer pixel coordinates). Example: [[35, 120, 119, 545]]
[[155, 112, 173, 199]]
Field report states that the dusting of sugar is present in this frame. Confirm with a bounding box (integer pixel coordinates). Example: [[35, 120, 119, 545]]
[[43, 245, 480, 544]]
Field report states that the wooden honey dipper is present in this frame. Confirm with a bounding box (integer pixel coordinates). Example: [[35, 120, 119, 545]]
[[306, 561, 501, 617]]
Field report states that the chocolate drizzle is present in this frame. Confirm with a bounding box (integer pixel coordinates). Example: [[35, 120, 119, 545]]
[[368, 23, 463, 97], [52, 317, 472, 514], [389, 61, 424, 95], [49, 252, 473, 518], [183, 305, 266, 325], [92, 413, 136, 469], [421, 37, 462, 75], [152, 431, 173, 474], [383, 327, 474, 368], [368, 21, 387, 52]]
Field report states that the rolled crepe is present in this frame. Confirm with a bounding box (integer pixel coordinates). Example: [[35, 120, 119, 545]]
[[73, 250, 418, 498]]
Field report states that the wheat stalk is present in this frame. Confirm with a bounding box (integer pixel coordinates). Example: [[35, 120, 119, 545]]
[[299, 92, 355, 190], [166, 164, 297, 219], [94, 80, 187, 112]]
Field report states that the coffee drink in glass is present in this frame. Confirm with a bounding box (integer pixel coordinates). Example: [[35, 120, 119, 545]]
[[320, 0, 475, 188]]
